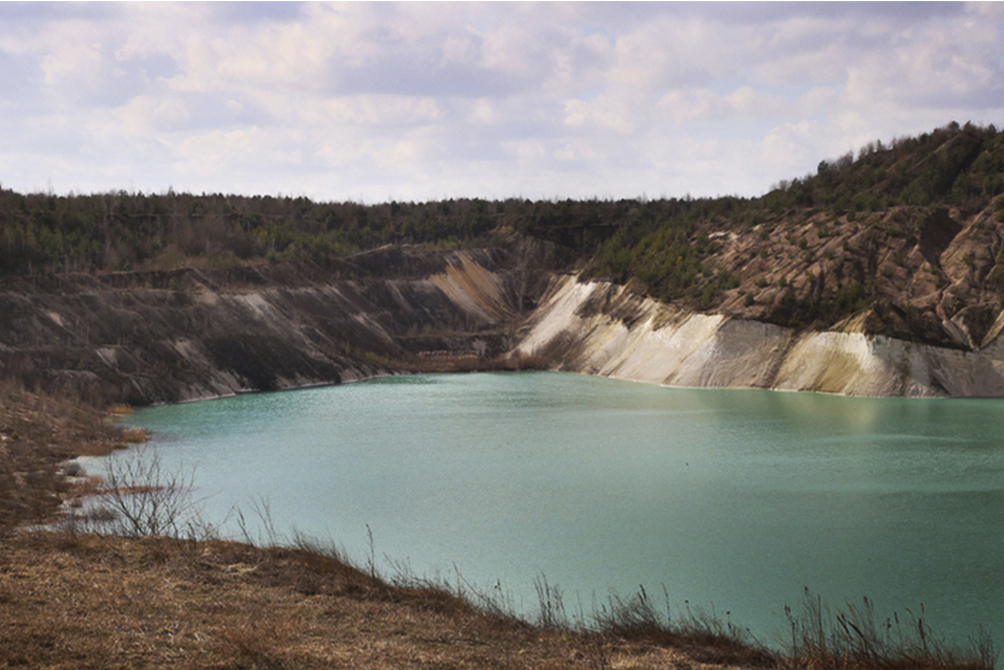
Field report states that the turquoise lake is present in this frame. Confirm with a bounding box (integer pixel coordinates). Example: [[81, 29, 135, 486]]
[[98, 371, 1004, 645]]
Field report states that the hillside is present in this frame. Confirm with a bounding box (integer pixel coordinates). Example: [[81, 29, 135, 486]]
[[2, 121, 1004, 402], [581, 122, 1004, 349], [0, 244, 558, 405], [4, 123, 1002, 333]]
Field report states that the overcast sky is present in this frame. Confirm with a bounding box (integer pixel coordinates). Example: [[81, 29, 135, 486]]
[[1, 2, 1002, 203]]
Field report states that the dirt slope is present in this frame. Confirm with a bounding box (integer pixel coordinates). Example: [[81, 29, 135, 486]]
[[0, 246, 543, 406]]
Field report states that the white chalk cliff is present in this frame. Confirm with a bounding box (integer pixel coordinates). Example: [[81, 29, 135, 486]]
[[515, 274, 1004, 397]]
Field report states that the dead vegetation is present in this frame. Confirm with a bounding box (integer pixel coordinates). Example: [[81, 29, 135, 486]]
[[779, 589, 996, 670], [1, 526, 995, 670], [0, 379, 124, 533], [0, 531, 743, 670]]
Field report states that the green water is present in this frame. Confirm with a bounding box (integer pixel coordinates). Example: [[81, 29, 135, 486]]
[[104, 372, 1004, 645]]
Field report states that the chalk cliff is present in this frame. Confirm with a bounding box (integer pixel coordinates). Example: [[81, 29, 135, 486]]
[[515, 273, 1004, 397], [5, 123, 1004, 402]]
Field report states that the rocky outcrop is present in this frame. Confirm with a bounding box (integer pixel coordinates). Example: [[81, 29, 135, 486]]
[[678, 204, 1004, 353], [514, 274, 1004, 397]]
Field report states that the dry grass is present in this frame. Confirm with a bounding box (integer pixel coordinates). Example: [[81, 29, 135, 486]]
[[404, 352, 551, 374], [1, 527, 994, 670], [0, 379, 125, 533], [0, 532, 733, 670], [121, 426, 150, 443], [590, 587, 777, 668], [779, 590, 996, 670]]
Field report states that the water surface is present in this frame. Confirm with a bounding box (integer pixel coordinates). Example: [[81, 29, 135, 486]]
[[101, 372, 1004, 644]]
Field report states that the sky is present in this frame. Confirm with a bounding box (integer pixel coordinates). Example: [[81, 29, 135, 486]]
[[1, 1, 1002, 204]]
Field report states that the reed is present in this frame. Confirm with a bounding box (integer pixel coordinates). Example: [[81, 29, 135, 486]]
[[780, 588, 996, 670]]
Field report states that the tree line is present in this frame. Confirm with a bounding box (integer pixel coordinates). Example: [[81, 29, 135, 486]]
[[2, 122, 1001, 290]]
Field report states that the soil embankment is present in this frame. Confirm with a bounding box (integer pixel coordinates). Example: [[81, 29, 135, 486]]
[[0, 244, 552, 406]]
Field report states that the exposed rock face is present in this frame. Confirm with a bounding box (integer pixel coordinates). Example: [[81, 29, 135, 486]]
[[5, 229, 1004, 403], [691, 204, 1004, 353], [515, 274, 1004, 397], [0, 247, 538, 405]]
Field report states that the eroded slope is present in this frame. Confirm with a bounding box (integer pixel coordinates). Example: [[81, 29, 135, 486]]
[[515, 273, 1004, 397], [0, 246, 541, 405]]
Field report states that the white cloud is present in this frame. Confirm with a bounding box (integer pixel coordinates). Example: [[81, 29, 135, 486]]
[[830, 5, 1002, 113], [298, 95, 443, 128], [504, 140, 546, 161], [553, 139, 602, 164], [797, 87, 838, 117], [173, 126, 304, 180], [112, 95, 190, 135], [655, 87, 786, 126], [469, 98, 496, 125], [441, 34, 477, 66], [563, 94, 637, 134], [41, 39, 103, 86], [0, 2, 1001, 202]]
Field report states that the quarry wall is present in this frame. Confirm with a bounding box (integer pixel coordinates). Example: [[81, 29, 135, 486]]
[[515, 274, 1004, 397], [4, 244, 1004, 405]]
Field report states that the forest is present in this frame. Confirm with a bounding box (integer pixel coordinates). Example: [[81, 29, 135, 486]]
[[2, 121, 1002, 313]]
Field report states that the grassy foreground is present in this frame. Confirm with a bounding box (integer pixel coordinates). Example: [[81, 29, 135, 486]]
[[1, 531, 769, 670], [0, 382, 997, 670]]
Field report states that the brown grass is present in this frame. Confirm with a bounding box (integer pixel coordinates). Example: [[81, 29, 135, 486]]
[[0, 379, 126, 533], [778, 590, 996, 670], [404, 351, 551, 374], [590, 587, 777, 668], [1, 526, 995, 670], [121, 426, 149, 443], [0, 531, 730, 670]]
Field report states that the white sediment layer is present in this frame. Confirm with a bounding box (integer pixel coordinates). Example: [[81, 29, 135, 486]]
[[515, 275, 1004, 397]]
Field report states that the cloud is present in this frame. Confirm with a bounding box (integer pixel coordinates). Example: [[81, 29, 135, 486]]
[[655, 86, 787, 126], [299, 95, 443, 128], [0, 2, 1001, 202], [844, 12, 1004, 110], [563, 94, 637, 134], [112, 94, 190, 135]]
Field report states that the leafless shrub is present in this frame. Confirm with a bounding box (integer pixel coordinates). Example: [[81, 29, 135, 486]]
[[92, 446, 209, 538], [535, 575, 570, 630], [290, 529, 350, 566], [233, 494, 283, 547], [591, 585, 775, 667]]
